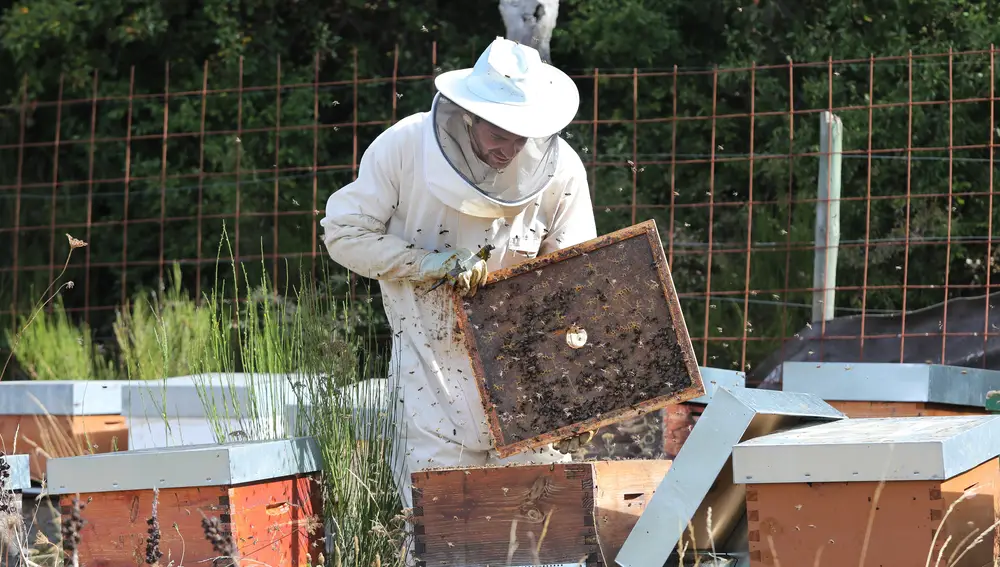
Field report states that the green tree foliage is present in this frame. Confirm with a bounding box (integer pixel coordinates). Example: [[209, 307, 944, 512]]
[[2, 0, 1000, 369]]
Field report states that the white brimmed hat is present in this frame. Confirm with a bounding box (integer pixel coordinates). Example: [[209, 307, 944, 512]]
[[434, 37, 580, 139]]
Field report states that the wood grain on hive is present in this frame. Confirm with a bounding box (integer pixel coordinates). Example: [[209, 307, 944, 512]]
[[732, 415, 1000, 567], [46, 438, 324, 567], [410, 460, 671, 567], [454, 220, 704, 458]]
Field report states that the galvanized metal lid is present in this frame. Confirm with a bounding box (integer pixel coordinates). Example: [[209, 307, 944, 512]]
[[689, 367, 746, 405], [732, 414, 1000, 484], [1, 454, 30, 491], [781, 361, 1000, 407], [615, 387, 845, 567], [123, 373, 300, 419], [46, 436, 322, 494], [0, 380, 125, 416]]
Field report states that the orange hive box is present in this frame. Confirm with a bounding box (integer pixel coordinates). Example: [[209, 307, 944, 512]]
[[732, 415, 1000, 567], [45, 437, 324, 567], [781, 361, 997, 417], [0, 381, 128, 482], [453, 219, 704, 458], [410, 460, 671, 566]]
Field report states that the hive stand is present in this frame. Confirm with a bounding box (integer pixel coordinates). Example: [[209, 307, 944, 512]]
[[123, 373, 298, 449], [46, 437, 324, 567], [1, 454, 30, 566], [411, 459, 672, 566], [732, 415, 1000, 567], [0, 381, 128, 481], [781, 361, 998, 417], [454, 219, 705, 458], [615, 387, 846, 567]]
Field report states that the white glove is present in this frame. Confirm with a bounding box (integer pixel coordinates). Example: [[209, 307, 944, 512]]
[[418, 248, 489, 297]]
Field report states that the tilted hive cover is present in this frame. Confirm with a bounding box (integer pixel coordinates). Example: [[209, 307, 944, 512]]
[[454, 220, 705, 457]]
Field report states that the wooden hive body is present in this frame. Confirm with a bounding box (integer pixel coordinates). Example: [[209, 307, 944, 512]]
[[828, 399, 989, 417], [733, 415, 1000, 567], [0, 381, 128, 481], [455, 220, 704, 458], [47, 437, 323, 567], [410, 460, 671, 566]]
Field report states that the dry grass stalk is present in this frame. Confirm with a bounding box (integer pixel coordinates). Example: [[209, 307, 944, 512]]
[[145, 487, 163, 566], [1, 233, 87, 383], [201, 514, 237, 567], [60, 496, 86, 567]]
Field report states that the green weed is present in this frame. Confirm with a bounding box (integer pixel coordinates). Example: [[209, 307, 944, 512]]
[[113, 262, 217, 382]]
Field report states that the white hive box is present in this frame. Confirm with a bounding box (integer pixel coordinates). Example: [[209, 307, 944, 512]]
[[124, 372, 302, 448]]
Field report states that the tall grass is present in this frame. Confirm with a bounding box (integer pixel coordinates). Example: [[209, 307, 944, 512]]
[[186, 225, 407, 565], [113, 262, 216, 382], [5, 295, 114, 382]]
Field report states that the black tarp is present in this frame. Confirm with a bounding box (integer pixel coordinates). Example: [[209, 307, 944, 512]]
[[751, 291, 1000, 389]]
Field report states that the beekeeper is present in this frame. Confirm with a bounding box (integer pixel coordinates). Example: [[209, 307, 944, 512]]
[[320, 37, 598, 514]]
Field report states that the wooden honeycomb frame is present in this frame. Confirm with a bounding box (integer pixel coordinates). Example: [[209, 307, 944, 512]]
[[453, 219, 705, 458]]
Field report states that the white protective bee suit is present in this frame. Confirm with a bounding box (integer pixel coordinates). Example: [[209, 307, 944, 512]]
[[320, 38, 597, 516]]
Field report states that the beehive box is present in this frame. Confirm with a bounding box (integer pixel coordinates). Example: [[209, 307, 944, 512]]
[[0, 381, 128, 481], [577, 367, 746, 461], [46, 437, 323, 567], [124, 373, 299, 449], [411, 459, 671, 566], [781, 362, 996, 418], [455, 220, 704, 458], [616, 387, 846, 567], [732, 415, 1000, 567]]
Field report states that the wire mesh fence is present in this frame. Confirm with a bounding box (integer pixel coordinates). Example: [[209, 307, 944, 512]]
[[2, 44, 999, 382]]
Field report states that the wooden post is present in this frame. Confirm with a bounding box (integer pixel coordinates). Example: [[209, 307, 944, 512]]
[[813, 111, 843, 323]]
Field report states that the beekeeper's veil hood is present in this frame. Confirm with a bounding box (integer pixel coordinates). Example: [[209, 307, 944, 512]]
[[424, 37, 581, 218]]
